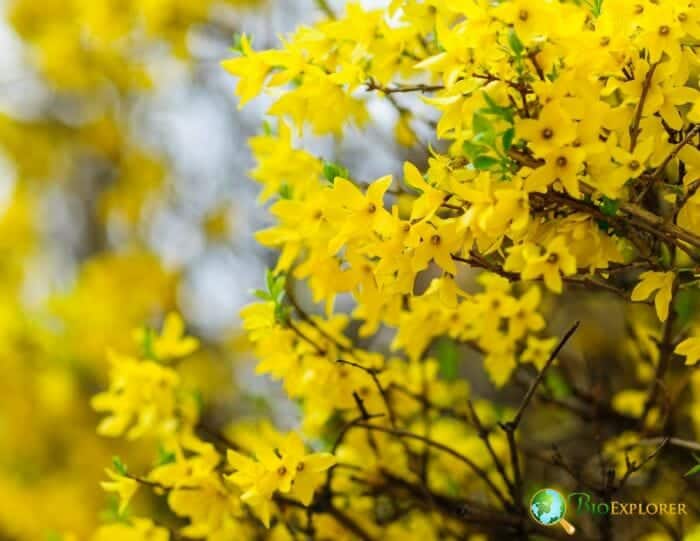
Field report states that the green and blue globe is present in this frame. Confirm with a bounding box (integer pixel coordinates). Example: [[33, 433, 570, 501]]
[[530, 488, 566, 526]]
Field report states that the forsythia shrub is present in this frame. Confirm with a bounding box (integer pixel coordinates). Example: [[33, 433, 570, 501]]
[[87, 0, 700, 540]]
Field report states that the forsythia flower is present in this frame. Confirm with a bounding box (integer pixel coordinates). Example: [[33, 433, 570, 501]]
[[138, 312, 199, 361], [100, 468, 139, 514], [505, 237, 577, 294], [91, 518, 169, 541], [631, 271, 676, 322], [92, 352, 182, 439], [226, 433, 336, 526], [676, 337, 700, 366]]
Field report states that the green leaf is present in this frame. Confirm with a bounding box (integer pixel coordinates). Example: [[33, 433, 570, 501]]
[[472, 113, 493, 137], [112, 456, 128, 476], [100, 494, 131, 524], [265, 268, 275, 293], [278, 182, 293, 199], [595, 219, 611, 233], [322, 161, 349, 183], [191, 389, 204, 414], [481, 93, 514, 123], [473, 155, 501, 170], [599, 197, 619, 217], [502, 128, 515, 151], [508, 29, 525, 56], [675, 288, 700, 327], [254, 289, 271, 301], [156, 445, 176, 467], [274, 303, 290, 324], [140, 327, 156, 360], [545, 370, 572, 399], [231, 33, 245, 55], [462, 140, 487, 161], [593, 0, 604, 17], [445, 476, 461, 496], [685, 463, 700, 477], [660, 242, 672, 267], [482, 91, 501, 112], [436, 337, 459, 381]]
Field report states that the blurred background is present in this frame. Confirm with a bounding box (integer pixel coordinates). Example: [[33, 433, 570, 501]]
[[0, 0, 420, 538]]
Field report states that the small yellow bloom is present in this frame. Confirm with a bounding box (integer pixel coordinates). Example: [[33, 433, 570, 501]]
[[675, 337, 700, 366], [507, 237, 577, 294], [100, 468, 139, 514], [630, 271, 675, 322], [134, 312, 199, 361]]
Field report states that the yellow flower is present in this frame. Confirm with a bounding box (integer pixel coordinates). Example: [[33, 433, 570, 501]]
[[92, 351, 181, 439], [525, 147, 586, 197], [496, 0, 555, 42], [226, 433, 335, 526], [484, 342, 516, 387], [280, 433, 336, 505], [403, 162, 445, 221], [612, 390, 648, 418], [100, 468, 139, 514], [639, 4, 683, 63], [221, 35, 271, 107], [516, 103, 576, 157], [508, 287, 545, 340], [630, 271, 675, 322], [91, 518, 169, 541], [675, 337, 700, 366], [408, 219, 462, 274], [507, 237, 577, 294], [327, 175, 393, 253], [520, 336, 557, 370], [134, 312, 199, 362]]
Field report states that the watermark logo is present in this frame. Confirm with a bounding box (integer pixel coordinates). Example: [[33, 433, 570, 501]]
[[529, 488, 576, 535], [568, 492, 687, 517], [530, 488, 688, 535]]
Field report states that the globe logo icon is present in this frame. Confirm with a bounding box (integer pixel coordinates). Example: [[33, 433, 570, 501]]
[[530, 488, 576, 535]]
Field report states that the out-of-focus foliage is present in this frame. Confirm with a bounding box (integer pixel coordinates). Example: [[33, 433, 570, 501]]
[[0, 0, 261, 538]]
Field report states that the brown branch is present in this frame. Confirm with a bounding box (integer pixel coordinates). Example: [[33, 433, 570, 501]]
[[616, 437, 669, 491], [314, 0, 336, 19], [337, 359, 397, 428], [651, 125, 699, 182], [630, 62, 660, 151], [635, 125, 700, 202], [391, 383, 471, 424], [638, 436, 700, 453], [467, 400, 516, 497], [497, 322, 580, 517], [326, 506, 375, 541], [639, 279, 679, 426], [365, 79, 444, 95], [353, 422, 511, 508], [505, 148, 700, 256], [451, 253, 641, 303], [508, 321, 581, 429]]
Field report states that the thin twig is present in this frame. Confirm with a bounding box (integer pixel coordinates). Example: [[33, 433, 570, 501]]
[[508, 322, 581, 429], [353, 422, 511, 508], [616, 437, 669, 491], [630, 62, 660, 151], [365, 78, 444, 95], [314, 0, 336, 19]]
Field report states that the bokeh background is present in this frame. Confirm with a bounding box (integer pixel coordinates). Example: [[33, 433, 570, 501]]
[[0, 0, 424, 538]]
